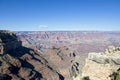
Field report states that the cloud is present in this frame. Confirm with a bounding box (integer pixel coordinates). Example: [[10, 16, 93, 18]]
[[38, 25, 49, 31], [38, 25, 48, 28]]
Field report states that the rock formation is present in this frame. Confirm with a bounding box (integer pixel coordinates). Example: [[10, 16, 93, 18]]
[[82, 46, 120, 80], [16, 31, 120, 54], [0, 30, 61, 80], [0, 30, 82, 80], [2, 30, 120, 80], [43, 46, 80, 80], [0, 30, 22, 54]]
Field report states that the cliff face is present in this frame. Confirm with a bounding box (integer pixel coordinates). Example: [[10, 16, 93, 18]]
[[82, 46, 120, 80], [0, 30, 61, 80], [0, 30, 22, 54]]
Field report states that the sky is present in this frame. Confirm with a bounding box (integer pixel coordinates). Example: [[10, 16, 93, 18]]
[[0, 0, 120, 31]]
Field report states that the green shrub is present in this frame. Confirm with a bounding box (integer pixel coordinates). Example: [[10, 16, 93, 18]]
[[82, 76, 90, 80], [110, 69, 120, 80], [105, 58, 110, 63], [116, 71, 120, 80], [74, 74, 77, 78]]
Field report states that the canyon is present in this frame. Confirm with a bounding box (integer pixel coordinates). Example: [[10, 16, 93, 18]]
[[1, 30, 120, 80], [16, 31, 120, 54]]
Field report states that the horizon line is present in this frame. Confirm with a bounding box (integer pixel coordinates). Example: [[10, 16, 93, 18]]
[[1, 29, 120, 32]]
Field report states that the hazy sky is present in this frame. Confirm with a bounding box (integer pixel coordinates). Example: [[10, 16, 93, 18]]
[[0, 0, 120, 31]]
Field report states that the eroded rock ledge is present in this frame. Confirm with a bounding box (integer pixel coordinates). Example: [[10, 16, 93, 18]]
[[82, 46, 120, 80]]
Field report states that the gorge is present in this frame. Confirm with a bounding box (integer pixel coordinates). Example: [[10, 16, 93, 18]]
[[1, 30, 120, 80]]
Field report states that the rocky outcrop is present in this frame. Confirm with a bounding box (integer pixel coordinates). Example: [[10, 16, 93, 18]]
[[0, 30, 22, 54], [82, 46, 120, 80], [0, 30, 61, 80]]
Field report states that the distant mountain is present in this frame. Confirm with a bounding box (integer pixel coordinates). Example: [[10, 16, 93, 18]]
[[16, 31, 120, 54]]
